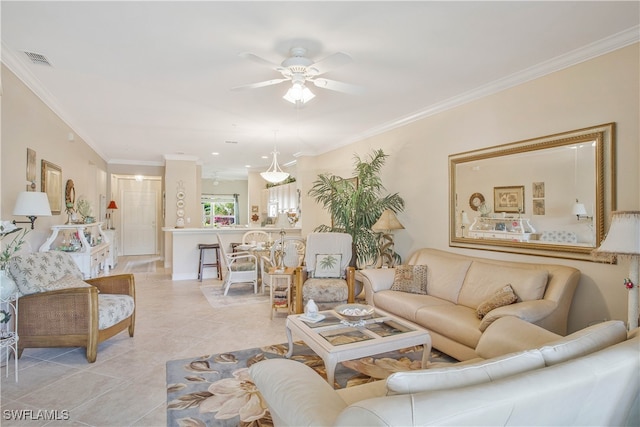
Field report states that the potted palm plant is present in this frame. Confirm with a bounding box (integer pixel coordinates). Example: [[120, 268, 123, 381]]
[[308, 149, 405, 267]]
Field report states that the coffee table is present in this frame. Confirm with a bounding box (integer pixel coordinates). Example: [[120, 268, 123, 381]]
[[285, 307, 431, 388]]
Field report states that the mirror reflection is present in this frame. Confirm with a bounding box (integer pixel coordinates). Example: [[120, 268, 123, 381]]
[[450, 123, 614, 259]]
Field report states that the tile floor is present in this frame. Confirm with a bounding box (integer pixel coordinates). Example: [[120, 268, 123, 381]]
[[0, 256, 288, 426]]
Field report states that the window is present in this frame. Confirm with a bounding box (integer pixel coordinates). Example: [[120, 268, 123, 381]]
[[201, 194, 238, 226]]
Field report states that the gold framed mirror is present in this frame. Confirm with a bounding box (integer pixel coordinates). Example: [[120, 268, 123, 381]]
[[449, 123, 615, 260]]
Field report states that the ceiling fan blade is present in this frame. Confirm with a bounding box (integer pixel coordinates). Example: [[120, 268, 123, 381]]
[[312, 78, 364, 95], [231, 78, 289, 91], [310, 52, 353, 75], [239, 52, 283, 71]]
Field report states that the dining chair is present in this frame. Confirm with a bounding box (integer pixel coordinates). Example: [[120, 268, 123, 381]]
[[216, 234, 258, 295], [241, 230, 270, 246], [260, 236, 306, 294]]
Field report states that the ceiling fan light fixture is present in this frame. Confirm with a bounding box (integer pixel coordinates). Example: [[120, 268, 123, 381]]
[[283, 82, 315, 104], [261, 149, 290, 184]]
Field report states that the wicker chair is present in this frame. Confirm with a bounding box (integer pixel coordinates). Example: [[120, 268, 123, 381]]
[[6, 251, 135, 363]]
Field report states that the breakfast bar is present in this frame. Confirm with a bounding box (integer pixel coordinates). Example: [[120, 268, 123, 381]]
[[163, 226, 301, 280]]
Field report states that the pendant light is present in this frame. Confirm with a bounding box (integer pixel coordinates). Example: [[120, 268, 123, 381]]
[[261, 131, 289, 184]]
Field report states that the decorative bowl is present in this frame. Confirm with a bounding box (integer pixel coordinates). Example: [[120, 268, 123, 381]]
[[335, 304, 375, 321]]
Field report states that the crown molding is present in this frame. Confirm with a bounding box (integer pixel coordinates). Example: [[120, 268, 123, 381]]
[[339, 25, 640, 149], [1, 41, 109, 161]]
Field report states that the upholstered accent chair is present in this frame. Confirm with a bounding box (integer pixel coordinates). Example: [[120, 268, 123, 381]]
[[295, 232, 355, 313], [6, 251, 135, 363], [216, 234, 258, 295]]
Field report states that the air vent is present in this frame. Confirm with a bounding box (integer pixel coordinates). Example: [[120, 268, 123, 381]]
[[23, 51, 52, 66], [225, 140, 238, 144]]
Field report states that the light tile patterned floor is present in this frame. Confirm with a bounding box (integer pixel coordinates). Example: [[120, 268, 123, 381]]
[[0, 256, 288, 426]]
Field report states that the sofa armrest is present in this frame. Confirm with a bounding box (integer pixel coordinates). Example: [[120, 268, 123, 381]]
[[358, 268, 396, 295], [479, 299, 557, 332], [250, 359, 347, 426], [86, 273, 135, 297], [476, 316, 561, 359], [18, 287, 99, 336]]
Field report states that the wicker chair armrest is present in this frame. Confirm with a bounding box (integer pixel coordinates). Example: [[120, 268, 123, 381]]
[[18, 287, 99, 336], [86, 273, 135, 297]]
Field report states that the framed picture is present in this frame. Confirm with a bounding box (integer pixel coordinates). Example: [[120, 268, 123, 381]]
[[251, 205, 259, 213], [41, 160, 62, 215], [27, 148, 36, 191], [494, 185, 524, 214], [533, 199, 545, 215], [532, 182, 545, 198]]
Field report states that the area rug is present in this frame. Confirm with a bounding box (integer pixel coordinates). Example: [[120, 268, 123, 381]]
[[200, 282, 269, 309], [166, 341, 457, 427]]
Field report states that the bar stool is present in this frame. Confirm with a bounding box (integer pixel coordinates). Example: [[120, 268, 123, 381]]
[[198, 243, 222, 281]]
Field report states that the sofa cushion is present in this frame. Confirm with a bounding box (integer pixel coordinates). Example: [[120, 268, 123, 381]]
[[386, 349, 545, 395], [390, 265, 428, 294], [314, 254, 343, 278], [7, 251, 83, 296], [406, 250, 471, 303], [457, 262, 548, 309], [539, 320, 627, 366], [476, 284, 518, 318], [415, 304, 482, 349], [98, 294, 135, 330], [374, 291, 454, 323]]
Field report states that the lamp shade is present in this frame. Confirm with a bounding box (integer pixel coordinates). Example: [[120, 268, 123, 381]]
[[572, 203, 588, 216], [372, 210, 404, 231], [261, 149, 289, 184], [107, 200, 118, 210], [13, 191, 52, 216], [594, 211, 640, 257]]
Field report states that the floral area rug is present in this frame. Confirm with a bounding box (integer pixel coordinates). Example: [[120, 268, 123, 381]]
[[166, 341, 457, 427]]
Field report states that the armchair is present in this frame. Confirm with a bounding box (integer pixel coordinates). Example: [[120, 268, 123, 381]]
[[295, 232, 355, 313], [6, 251, 135, 363]]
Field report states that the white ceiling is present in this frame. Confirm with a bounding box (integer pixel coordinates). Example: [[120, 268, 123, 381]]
[[2, 1, 638, 180]]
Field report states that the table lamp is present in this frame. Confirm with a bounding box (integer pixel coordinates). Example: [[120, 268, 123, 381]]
[[593, 211, 640, 330], [107, 200, 118, 229], [372, 209, 404, 267]]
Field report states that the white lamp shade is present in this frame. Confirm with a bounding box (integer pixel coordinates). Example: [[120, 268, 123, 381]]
[[13, 191, 52, 216], [461, 211, 471, 225], [572, 203, 587, 216], [594, 211, 640, 256]]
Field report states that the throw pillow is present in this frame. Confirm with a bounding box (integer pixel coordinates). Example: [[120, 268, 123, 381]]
[[476, 284, 518, 319], [390, 265, 428, 295], [314, 254, 342, 278], [47, 274, 93, 291]]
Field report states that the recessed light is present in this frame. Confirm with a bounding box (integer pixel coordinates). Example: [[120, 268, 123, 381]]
[[211, 152, 219, 156], [245, 165, 251, 168], [261, 155, 269, 159]]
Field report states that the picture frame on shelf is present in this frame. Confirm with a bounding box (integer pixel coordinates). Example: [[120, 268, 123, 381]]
[[41, 160, 62, 215], [494, 185, 524, 214]]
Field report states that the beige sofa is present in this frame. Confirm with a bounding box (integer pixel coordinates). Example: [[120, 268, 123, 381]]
[[251, 318, 639, 426], [357, 248, 580, 360]]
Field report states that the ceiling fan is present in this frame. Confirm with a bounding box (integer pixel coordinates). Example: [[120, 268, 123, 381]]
[[232, 47, 363, 104]]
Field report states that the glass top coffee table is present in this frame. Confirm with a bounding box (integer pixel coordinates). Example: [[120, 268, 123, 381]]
[[285, 307, 432, 388]]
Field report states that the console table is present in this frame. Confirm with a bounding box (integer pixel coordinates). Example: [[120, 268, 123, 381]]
[[468, 216, 535, 242], [39, 222, 111, 279]]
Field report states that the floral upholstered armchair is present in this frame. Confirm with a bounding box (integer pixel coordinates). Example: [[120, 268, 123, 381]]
[[6, 251, 135, 363], [295, 232, 355, 313]]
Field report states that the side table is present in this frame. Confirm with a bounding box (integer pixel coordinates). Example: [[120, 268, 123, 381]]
[[269, 267, 295, 319], [0, 292, 19, 382]]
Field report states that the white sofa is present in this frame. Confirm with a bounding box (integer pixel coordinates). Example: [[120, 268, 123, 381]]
[[250, 318, 639, 426], [357, 248, 580, 360]]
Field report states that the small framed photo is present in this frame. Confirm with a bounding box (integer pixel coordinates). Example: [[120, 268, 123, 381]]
[[251, 205, 259, 213], [494, 185, 524, 214]]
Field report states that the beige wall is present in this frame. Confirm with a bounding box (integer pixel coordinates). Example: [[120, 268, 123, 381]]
[[300, 44, 640, 332], [1, 65, 108, 250]]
